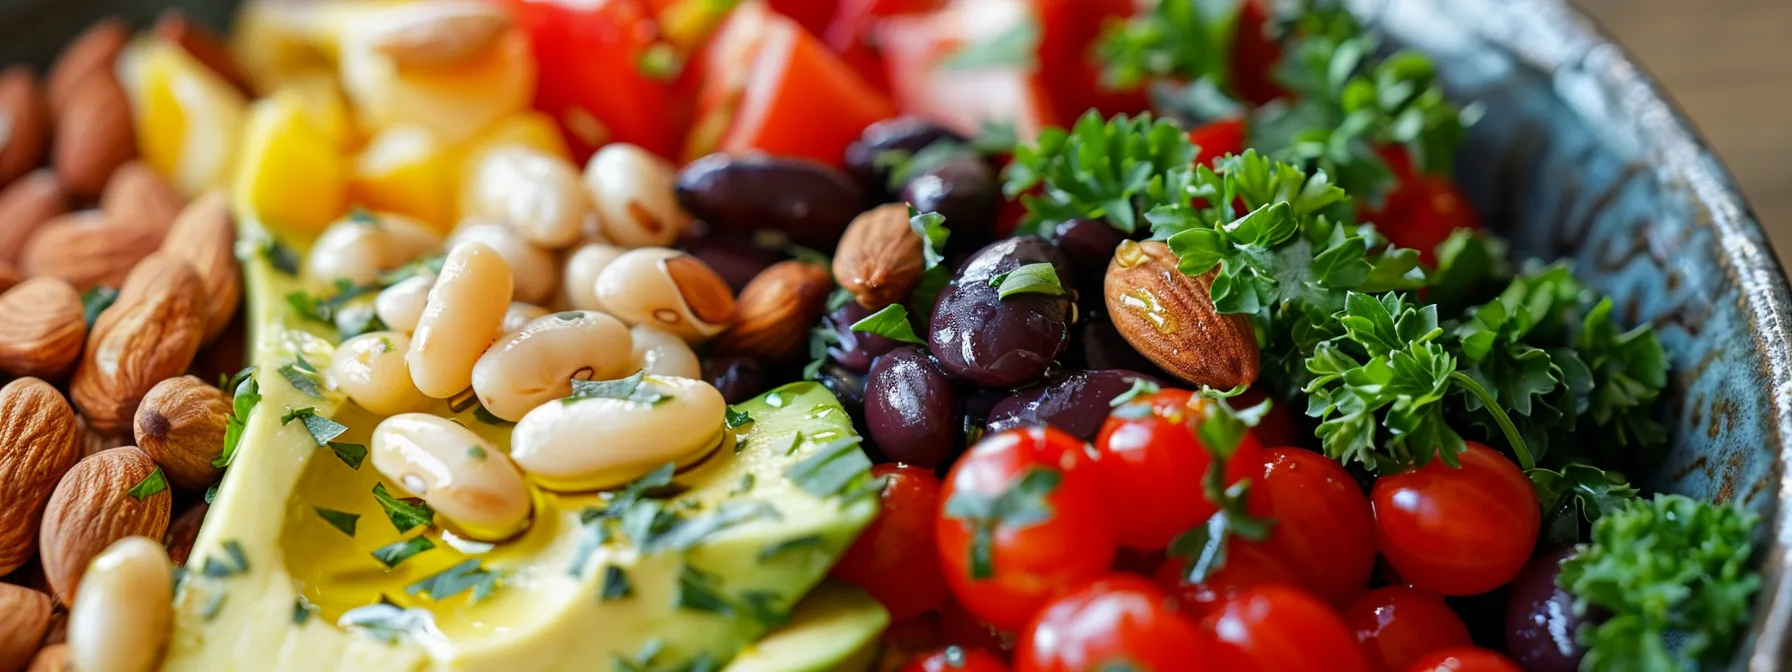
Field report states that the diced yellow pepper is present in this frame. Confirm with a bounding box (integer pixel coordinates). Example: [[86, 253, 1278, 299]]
[[235, 96, 348, 237], [339, 27, 536, 143], [349, 124, 457, 233], [464, 111, 572, 165], [270, 69, 357, 151], [229, 0, 334, 94], [123, 39, 249, 197]]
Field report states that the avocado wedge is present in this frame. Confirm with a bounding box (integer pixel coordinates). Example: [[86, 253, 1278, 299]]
[[163, 218, 882, 671], [722, 580, 890, 672]]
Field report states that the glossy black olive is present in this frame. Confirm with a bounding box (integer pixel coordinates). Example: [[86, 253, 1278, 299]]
[[1051, 218, 1126, 310], [929, 237, 1076, 388], [1505, 545, 1599, 672], [844, 116, 966, 199], [986, 370, 1166, 440], [682, 232, 785, 292], [816, 362, 869, 414], [863, 346, 960, 468], [675, 154, 867, 249], [900, 156, 998, 255], [823, 301, 902, 373], [1066, 321, 1173, 379], [702, 356, 768, 404]]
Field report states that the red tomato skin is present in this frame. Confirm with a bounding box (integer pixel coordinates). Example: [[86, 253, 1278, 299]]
[[940, 599, 1016, 654], [1248, 447, 1377, 606], [1093, 389, 1265, 550], [1188, 119, 1247, 168], [1205, 585, 1371, 672], [1403, 648, 1525, 672], [768, 0, 838, 37], [1231, 0, 1286, 106], [937, 426, 1118, 632], [1359, 145, 1417, 227], [901, 647, 1013, 672], [1154, 541, 1299, 620], [1016, 574, 1212, 672], [1343, 587, 1473, 672], [823, 0, 948, 93], [503, 0, 679, 161], [1371, 442, 1540, 596], [832, 464, 952, 621], [1394, 175, 1480, 265], [1033, 0, 1149, 121], [875, 3, 1059, 142]]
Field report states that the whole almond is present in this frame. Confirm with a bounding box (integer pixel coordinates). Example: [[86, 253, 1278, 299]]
[[164, 502, 208, 567], [76, 415, 132, 460], [370, 2, 514, 68], [20, 211, 164, 291], [52, 72, 136, 197], [154, 10, 252, 95], [833, 204, 924, 310], [0, 378, 82, 577], [0, 171, 71, 264], [133, 376, 228, 491], [0, 261, 20, 294], [663, 254, 738, 327], [71, 254, 207, 435], [0, 278, 86, 380], [0, 67, 51, 189], [1105, 240, 1260, 389], [26, 644, 68, 672], [39, 447, 171, 605], [46, 19, 129, 116], [713, 260, 834, 361], [160, 191, 239, 343], [100, 162, 185, 237], [0, 584, 53, 672]]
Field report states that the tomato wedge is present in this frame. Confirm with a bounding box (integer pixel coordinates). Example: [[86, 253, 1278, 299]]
[[500, 0, 680, 161], [875, 0, 1059, 141], [1033, 0, 1148, 120]]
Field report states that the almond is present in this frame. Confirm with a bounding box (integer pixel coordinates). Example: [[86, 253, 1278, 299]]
[[0, 583, 53, 672], [46, 19, 129, 116], [133, 376, 227, 491], [0, 278, 86, 380], [100, 162, 185, 237], [663, 254, 738, 326], [833, 204, 923, 310], [39, 447, 171, 605], [154, 9, 252, 95], [0, 378, 82, 577], [52, 71, 135, 197], [713, 260, 834, 361], [1104, 240, 1260, 389], [160, 191, 239, 343], [164, 502, 207, 567], [20, 211, 164, 291], [0, 262, 20, 294], [0, 66, 52, 189], [0, 171, 71, 264], [71, 254, 207, 435], [26, 644, 68, 672], [76, 415, 132, 460], [369, 1, 514, 68]]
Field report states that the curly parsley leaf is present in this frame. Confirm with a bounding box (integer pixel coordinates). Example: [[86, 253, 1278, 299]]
[[1095, 0, 1241, 92], [1004, 112, 1198, 235], [1576, 298, 1668, 452], [1527, 464, 1639, 524]]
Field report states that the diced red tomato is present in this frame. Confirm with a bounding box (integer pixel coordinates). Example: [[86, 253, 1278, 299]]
[[1391, 175, 1480, 265], [1092, 389, 1266, 550], [1189, 119, 1248, 168], [1371, 442, 1540, 596], [822, 0, 949, 94], [1033, 0, 1149, 121], [500, 0, 680, 161], [876, 0, 1059, 142], [1205, 585, 1372, 672], [1344, 587, 1473, 671], [768, 0, 837, 36], [1247, 447, 1377, 606], [1015, 574, 1212, 672], [1404, 648, 1525, 672], [832, 464, 951, 621], [1155, 541, 1299, 620], [1231, 0, 1286, 106]]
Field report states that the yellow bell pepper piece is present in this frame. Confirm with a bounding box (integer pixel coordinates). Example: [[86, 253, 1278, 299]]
[[349, 124, 457, 233], [124, 39, 249, 197], [235, 96, 348, 238]]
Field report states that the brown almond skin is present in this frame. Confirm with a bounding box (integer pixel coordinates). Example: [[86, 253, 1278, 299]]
[[1104, 240, 1260, 389], [46, 19, 129, 116], [0, 171, 71, 264], [0, 262, 20, 293], [0, 278, 86, 380], [100, 162, 185, 237], [833, 203, 924, 310], [663, 254, 738, 326], [164, 502, 208, 567], [0, 67, 51, 189], [26, 644, 69, 672], [39, 447, 171, 605], [52, 72, 136, 197], [160, 191, 240, 343], [133, 376, 228, 491], [20, 211, 165, 291], [713, 261, 834, 361], [0, 378, 82, 577], [71, 254, 208, 434], [76, 414, 132, 460], [0, 583, 53, 672], [154, 10, 253, 95]]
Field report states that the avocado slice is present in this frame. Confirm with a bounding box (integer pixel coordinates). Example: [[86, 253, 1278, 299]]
[[163, 218, 881, 671], [722, 580, 890, 672]]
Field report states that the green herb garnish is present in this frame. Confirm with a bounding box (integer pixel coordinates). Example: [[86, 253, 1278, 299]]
[[1004, 112, 1197, 235], [848, 304, 925, 345], [567, 371, 666, 405], [80, 286, 118, 326], [127, 468, 168, 500], [1168, 390, 1275, 582], [328, 442, 367, 470], [406, 558, 504, 603], [373, 483, 434, 533], [938, 15, 1039, 70], [989, 262, 1066, 299], [757, 535, 825, 563], [314, 508, 360, 537], [202, 540, 249, 578], [277, 356, 327, 398], [213, 368, 261, 469], [371, 536, 436, 568], [280, 407, 348, 446], [601, 564, 632, 601], [724, 408, 752, 429], [784, 437, 873, 499]]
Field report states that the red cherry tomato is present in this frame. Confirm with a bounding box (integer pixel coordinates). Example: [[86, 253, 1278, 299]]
[[937, 426, 1117, 631], [1343, 587, 1472, 671], [1248, 447, 1376, 606], [1359, 145, 1417, 227], [1016, 574, 1210, 672], [1377, 172, 1479, 265], [501, 0, 679, 161], [832, 464, 951, 621], [1371, 442, 1540, 596], [1206, 585, 1371, 672], [902, 646, 1013, 672], [876, 2, 1059, 141], [1033, 0, 1149, 121], [1092, 389, 1265, 550], [1154, 541, 1299, 620], [1404, 648, 1524, 672], [1231, 0, 1286, 106], [1188, 119, 1246, 168]]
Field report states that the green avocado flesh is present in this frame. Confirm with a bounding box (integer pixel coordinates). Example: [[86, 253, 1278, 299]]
[[722, 580, 889, 672], [163, 218, 882, 671]]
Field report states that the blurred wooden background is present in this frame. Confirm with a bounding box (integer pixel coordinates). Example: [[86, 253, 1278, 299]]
[[1576, 0, 1792, 263]]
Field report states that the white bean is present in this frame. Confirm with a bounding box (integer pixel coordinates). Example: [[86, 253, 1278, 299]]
[[501, 302, 550, 334], [67, 537, 171, 672], [510, 376, 725, 491], [374, 271, 435, 334], [583, 143, 690, 248], [371, 414, 531, 540], [464, 146, 587, 250], [471, 310, 634, 421], [560, 243, 624, 312], [408, 242, 513, 398], [448, 222, 558, 304], [304, 213, 446, 286], [595, 247, 736, 344], [630, 324, 700, 379], [330, 331, 427, 416]]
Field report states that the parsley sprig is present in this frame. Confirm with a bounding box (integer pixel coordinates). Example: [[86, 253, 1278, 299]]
[[1004, 112, 1198, 235], [1095, 0, 1239, 93]]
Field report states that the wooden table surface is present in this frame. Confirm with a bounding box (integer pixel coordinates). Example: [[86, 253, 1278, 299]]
[[1575, 0, 1792, 263]]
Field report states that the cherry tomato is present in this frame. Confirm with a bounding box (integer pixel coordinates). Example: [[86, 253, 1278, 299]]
[[1392, 175, 1480, 264], [832, 465, 951, 620], [1248, 447, 1376, 606], [937, 426, 1117, 631], [502, 0, 680, 161], [902, 646, 1013, 672], [876, 1, 1059, 141], [1371, 442, 1540, 596], [1232, 387, 1301, 449], [1343, 587, 1472, 671], [1188, 119, 1246, 168], [1155, 541, 1299, 620], [1016, 574, 1211, 672], [1205, 585, 1371, 672], [1034, 0, 1149, 121], [1404, 648, 1524, 672], [1230, 0, 1286, 106], [1359, 145, 1417, 227], [1092, 389, 1265, 550]]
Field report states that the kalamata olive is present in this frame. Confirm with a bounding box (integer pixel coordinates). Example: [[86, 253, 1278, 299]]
[[900, 156, 998, 255], [844, 116, 966, 199], [675, 154, 867, 249], [1066, 321, 1172, 378], [986, 370, 1165, 440], [816, 362, 868, 413], [960, 386, 1009, 447], [863, 346, 960, 468], [682, 232, 784, 292], [1052, 218, 1126, 308], [1504, 545, 1599, 672], [929, 237, 1075, 388], [702, 356, 768, 404], [823, 300, 902, 373]]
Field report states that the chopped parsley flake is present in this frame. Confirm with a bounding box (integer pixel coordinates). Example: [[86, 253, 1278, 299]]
[[328, 442, 367, 470], [314, 508, 360, 537], [371, 536, 436, 569], [568, 371, 667, 405], [406, 558, 504, 603], [80, 286, 118, 326], [724, 408, 753, 429], [201, 540, 250, 578], [757, 535, 825, 563], [126, 468, 168, 500], [784, 437, 873, 499], [674, 564, 732, 616], [277, 356, 327, 398], [280, 407, 349, 447], [373, 483, 435, 533], [601, 565, 631, 601]]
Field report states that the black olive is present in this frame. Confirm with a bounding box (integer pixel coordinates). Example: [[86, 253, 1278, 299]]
[[985, 370, 1167, 441], [1504, 545, 1600, 671], [928, 237, 1076, 388], [843, 116, 966, 199], [675, 154, 866, 250], [863, 346, 960, 468]]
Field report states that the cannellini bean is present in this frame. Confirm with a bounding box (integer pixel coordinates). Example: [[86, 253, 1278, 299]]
[[511, 376, 725, 491], [375, 271, 436, 333], [304, 213, 446, 285], [448, 222, 558, 304], [409, 242, 513, 398], [330, 331, 427, 416], [471, 311, 634, 421], [371, 414, 531, 540], [464, 146, 587, 249], [630, 324, 700, 379], [584, 143, 690, 248], [501, 302, 550, 334], [68, 537, 172, 672], [380, 212, 448, 263], [561, 243, 624, 311], [595, 247, 736, 344]]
